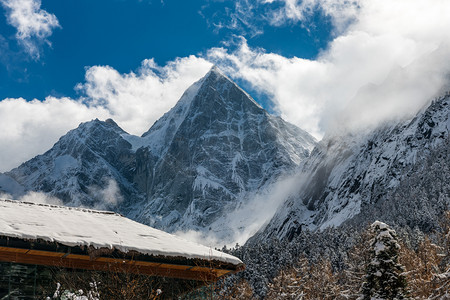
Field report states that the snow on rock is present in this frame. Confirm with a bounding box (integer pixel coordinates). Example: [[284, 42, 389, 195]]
[[0, 199, 242, 265], [371, 220, 388, 230], [51, 155, 78, 179]]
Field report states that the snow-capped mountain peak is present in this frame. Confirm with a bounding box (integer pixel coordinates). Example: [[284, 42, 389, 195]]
[[126, 66, 316, 241], [132, 65, 266, 156]]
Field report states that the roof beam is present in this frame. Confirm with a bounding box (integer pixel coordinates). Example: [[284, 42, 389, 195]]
[[0, 246, 239, 282]]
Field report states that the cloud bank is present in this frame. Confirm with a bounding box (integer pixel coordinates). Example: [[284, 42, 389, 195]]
[[1, 0, 449, 174], [0, 97, 109, 172], [0, 0, 60, 59]]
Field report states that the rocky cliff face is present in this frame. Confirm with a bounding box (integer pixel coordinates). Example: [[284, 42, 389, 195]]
[[255, 92, 450, 242], [2, 66, 317, 244]]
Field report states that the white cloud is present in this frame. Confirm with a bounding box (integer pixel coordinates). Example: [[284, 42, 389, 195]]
[[0, 97, 109, 171], [0, 192, 12, 199], [0, 0, 60, 59], [205, 0, 360, 37]]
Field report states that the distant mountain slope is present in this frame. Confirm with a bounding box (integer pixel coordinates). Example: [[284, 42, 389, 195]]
[[2, 66, 317, 243], [5, 118, 142, 209], [255, 92, 450, 242]]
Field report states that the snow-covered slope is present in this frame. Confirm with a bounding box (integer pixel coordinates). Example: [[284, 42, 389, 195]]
[[255, 92, 450, 242], [2, 66, 316, 244], [4, 118, 142, 209]]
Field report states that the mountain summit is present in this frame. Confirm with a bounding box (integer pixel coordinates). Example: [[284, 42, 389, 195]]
[[123, 66, 317, 240], [2, 66, 317, 244]]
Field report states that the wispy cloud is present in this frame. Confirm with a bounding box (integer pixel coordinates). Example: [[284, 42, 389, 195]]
[[265, 0, 360, 32], [174, 174, 307, 247], [202, 0, 360, 37], [201, 0, 265, 37], [0, 190, 62, 206], [0, 0, 60, 59], [89, 178, 124, 211]]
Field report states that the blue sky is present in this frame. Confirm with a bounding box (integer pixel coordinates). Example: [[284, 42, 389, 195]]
[[0, 0, 450, 171], [0, 0, 332, 101]]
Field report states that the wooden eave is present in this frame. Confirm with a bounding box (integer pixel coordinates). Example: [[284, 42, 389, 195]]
[[0, 237, 244, 282]]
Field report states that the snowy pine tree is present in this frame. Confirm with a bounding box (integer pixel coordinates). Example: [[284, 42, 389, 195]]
[[360, 221, 409, 300]]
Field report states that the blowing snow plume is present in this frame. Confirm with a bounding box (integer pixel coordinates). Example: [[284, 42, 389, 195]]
[[0, 190, 62, 206], [175, 174, 308, 247], [18, 191, 62, 206], [88, 178, 124, 211]]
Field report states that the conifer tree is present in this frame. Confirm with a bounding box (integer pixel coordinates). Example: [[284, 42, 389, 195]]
[[360, 221, 409, 300]]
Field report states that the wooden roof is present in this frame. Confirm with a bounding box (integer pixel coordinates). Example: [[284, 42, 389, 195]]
[[0, 200, 244, 281]]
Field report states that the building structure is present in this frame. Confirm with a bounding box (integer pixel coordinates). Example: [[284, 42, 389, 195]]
[[0, 199, 244, 299]]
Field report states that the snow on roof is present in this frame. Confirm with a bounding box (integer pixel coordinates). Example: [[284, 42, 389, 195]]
[[0, 199, 242, 266]]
